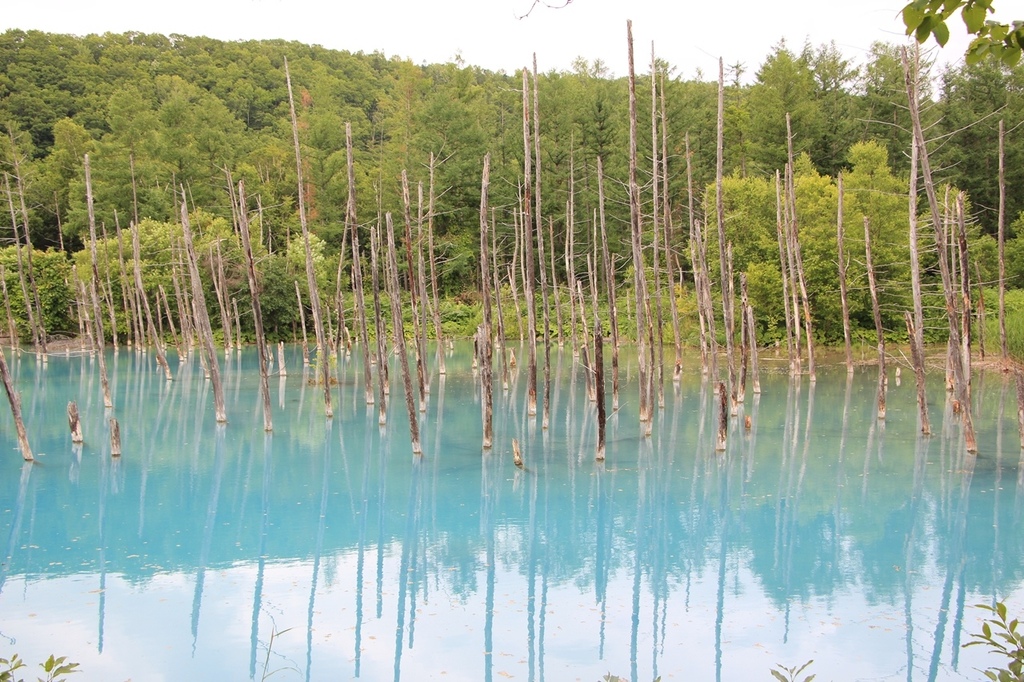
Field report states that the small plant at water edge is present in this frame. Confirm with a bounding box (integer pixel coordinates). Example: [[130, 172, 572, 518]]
[[964, 601, 1024, 681]]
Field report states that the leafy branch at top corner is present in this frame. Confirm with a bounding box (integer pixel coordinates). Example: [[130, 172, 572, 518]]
[[901, 0, 1024, 66]]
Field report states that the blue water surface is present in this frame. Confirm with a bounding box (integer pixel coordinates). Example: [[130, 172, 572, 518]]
[[0, 343, 1021, 682]]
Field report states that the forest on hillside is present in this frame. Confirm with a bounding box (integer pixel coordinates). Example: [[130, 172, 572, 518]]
[[1, 28, 1023, 353]]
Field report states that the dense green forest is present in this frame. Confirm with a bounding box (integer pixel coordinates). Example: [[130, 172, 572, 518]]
[[1, 29, 1023, 353]]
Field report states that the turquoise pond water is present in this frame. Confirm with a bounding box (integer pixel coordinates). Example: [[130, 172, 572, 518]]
[[0, 343, 1022, 681]]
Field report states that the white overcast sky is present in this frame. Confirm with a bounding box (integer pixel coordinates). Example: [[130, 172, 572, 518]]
[[3, 0, 1023, 80]]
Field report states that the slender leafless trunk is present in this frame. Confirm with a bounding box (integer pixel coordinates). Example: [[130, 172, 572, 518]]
[[908, 129, 930, 438], [345, 123, 373, 404], [627, 21, 653, 432], [285, 56, 333, 418], [370, 223, 388, 425], [0, 345, 31, 460], [775, 171, 795, 372], [237, 179, 272, 431], [786, 114, 815, 381], [131, 223, 172, 380], [903, 45, 975, 453], [385, 213, 421, 455], [522, 68, 538, 417], [480, 154, 494, 449], [180, 194, 226, 421], [836, 173, 853, 374], [84, 155, 113, 409], [864, 217, 886, 420], [716, 58, 737, 396], [998, 120, 1007, 362]]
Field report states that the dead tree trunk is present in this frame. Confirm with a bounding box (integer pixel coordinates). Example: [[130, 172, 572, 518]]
[[6, 152, 47, 354], [650, 44, 665, 409], [385, 213, 421, 455], [775, 171, 796, 372], [4, 175, 41, 353], [285, 56, 333, 418], [295, 281, 310, 365], [903, 45, 975, 453], [83, 155, 113, 410], [628, 21, 653, 432], [998, 120, 1007, 362], [597, 157, 620, 412], [715, 380, 728, 452], [370, 224, 389, 425], [837, 173, 853, 374], [786, 114, 816, 381], [907, 132, 931, 434], [179, 191, 227, 423], [346, 123, 373, 404], [715, 58, 737, 397], [864, 217, 886, 420], [479, 154, 494, 449], [237, 179, 273, 432], [67, 400, 84, 443], [426, 154, 445, 375], [521, 68, 539, 418], [0, 345, 32, 460], [1, 266, 18, 349], [131, 223, 172, 381]]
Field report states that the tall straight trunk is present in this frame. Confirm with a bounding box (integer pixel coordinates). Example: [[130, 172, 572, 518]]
[[236, 180, 271, 430], [650, 44, 665, 409], [114, 219, 136, 348], [549, 214, 563, 348], [955, 193, 973, 402], [975, 261, 986, 361], [744, 274, 760, 394], [907, 134, 930, 434], [902, 45, 975, 453], [131, 224, 172, 380], [4, 175, 41, 352], [686, 134, 709, 373], [775, 171, 796, 371], [715, 381, 728, 452], [565, 198, 578, 353], [786, 114, 816, 381], [492, 210, 509, 390], [158, 285, 181, 358], [836, 173, 853, 374], [400, 171, 426, 414], [1, 266, 17, 348], [370, 224, 389, 426], [6, 149, 47, 354], [538, 211, 552, 430], [171, 256, 193, 352], [179, 192, 226, 422], [597, 157, 619, 411], [426, 154, 445, 375], [865, 217, 886, 420], [739, 271, 750, 403], [1017, 368, 1024, 450], [285, 56, 333, 418], [333, 219, 350, 353], [627, 20, 653, 431], [479, 154, 494, 449], [664, 100, 681, 383], [83, 155, 113, 409], [99, 223, 120, 349], [522, 68, 538, 417], [0, 345, 31, 460], [591, 252, 606, 460], [696, 219, 719, 382], [295, 281, 310, 365], [346, 123, 373, 404], [384, 213, 421, 455], [415, 182, 430, 411], [213, 241, 233, 351], [998, 120, 1007, 361], [715, 57, 736, 394]]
